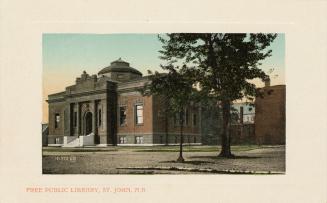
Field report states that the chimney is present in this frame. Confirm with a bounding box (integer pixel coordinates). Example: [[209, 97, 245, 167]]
[[264, 77, 271, 87]]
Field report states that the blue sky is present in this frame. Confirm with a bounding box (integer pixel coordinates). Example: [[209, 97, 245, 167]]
[[42, 33, 285, 122], [43, 33, 284, 81]]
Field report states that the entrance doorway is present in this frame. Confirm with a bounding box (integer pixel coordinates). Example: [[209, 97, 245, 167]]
[[84, 112, 93, 135]]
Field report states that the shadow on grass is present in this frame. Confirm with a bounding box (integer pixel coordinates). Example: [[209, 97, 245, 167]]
[[189, 155, 262, 160], [160, 160, 214, 165]]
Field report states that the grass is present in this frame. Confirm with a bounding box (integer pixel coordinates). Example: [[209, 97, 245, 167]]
[[42, 147, 118, 153], [134, 145, 262, 152], [42, 145, 264, 153]]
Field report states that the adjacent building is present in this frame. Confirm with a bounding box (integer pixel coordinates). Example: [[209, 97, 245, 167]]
[[255, 83, 286, 145], [230, 103, 256, 144], [47, 58, 202, 146]]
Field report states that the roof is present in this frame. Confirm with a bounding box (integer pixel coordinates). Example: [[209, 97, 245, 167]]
[[98, 58, 142, 76]]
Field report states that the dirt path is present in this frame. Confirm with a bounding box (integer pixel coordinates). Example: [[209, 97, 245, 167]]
[[42, 146, 285, 174]]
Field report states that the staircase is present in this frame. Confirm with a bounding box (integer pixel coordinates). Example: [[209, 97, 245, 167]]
[[62, 136, 80, 148], [62, 133, 95, 147]]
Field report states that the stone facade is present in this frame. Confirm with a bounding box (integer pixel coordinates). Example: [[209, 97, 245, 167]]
[[255, 85, 286, 145], [47, 58, 202, 146]]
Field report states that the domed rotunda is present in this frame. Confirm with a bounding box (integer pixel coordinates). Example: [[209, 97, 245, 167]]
[[98, 58, 142, 82]]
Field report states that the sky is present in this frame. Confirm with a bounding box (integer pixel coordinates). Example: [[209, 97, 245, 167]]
[[42, 33, 285, 123]]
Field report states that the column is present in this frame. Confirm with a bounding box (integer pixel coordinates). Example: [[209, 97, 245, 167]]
[[76, 102, 80, 136], [64, 104, 71, 137], [69, 103, 73, 136], [101, 99, 108, 144], [92, 100, 97, 135]]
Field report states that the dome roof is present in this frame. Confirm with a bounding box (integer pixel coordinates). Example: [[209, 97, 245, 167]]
[[98, 58, 142, 76]]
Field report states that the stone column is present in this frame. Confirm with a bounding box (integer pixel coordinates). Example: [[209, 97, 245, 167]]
[[92, 100, 97, 135], [69, 103, 73, 136], [101, 99, 108, 145], [64, 104, 71, 137], [76, 102, 80, 136]]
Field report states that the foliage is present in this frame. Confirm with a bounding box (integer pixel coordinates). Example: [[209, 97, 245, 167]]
[[143, 64, 199, 117], [156, 33, 277, 157], [158, 33, 277, 102]]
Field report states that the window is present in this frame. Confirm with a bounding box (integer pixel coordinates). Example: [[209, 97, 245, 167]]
[[120, 136, 127, 144], [55, 137, 60, 144], [120, 106, 127, 126], [55, 113, 60, 128], [73, 112, 77, 127], [185, 109, 189, 126], [135, 104, 143, 125], [98, 109, 102, 126], [135, 136, 144, 144], [193, 114, 197, 126]]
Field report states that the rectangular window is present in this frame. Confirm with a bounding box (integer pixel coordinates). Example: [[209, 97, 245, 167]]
[[135, 104, 143, 125], [193, 114, 197, 126], [120, 106, 127, 126], [120, 136, 127, 144], [73, 112, 77, 127], [55, 113, 60, 128], [55, 137, 60, 144], [135, 136, 144, 144], [98, 109, 102, 126]]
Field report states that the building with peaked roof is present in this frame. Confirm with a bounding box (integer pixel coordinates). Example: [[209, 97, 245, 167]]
[[46, 58, 202, 147]]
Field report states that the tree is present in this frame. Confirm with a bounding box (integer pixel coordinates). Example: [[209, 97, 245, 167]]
[[143, 65, 197, 162], [158, 33, 277, 157], [151, 94, 171, 146]]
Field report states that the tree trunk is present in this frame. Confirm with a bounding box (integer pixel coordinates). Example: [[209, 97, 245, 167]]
[[218, 100, 234, 158], [165, 111, 169, 146], [177, 110, 185, 162]]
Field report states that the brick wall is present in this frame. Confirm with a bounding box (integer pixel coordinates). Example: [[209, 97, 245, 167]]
[[116, 92, 154, 144], [255, 85, 286, 145], [152, 95, 201, 144]]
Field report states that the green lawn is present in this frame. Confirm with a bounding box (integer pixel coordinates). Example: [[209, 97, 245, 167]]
[[133, 145, 262, 152], [43, 145, 264, 153]]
